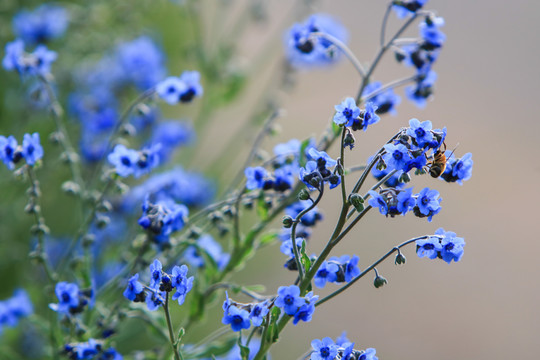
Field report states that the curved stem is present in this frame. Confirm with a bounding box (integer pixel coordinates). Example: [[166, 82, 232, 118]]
[[347, 168, 398, 220], [380, 3, 393, 47], [361, 75, 419, 103], [310, 32, 366, 78], [316, 235, 431, 307]]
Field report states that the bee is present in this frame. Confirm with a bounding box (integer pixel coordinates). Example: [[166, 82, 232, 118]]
[[427, 142, 458, 178]]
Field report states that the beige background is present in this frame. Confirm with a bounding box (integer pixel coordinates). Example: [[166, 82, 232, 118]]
[[182, 0, 540, 359]]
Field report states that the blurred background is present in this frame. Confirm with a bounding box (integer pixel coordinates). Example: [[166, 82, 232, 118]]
[[1, 0, 539, 359]]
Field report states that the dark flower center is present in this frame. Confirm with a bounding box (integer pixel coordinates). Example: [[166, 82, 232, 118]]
[[121, 156, 131, 166]]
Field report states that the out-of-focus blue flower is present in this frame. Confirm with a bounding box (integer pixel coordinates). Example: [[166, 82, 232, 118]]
[[108, 144, 139, 178], [178, 70, 204, 102], [362, 81, 401, 115], [285, 14, 348, 68], [116, 36, 165, 90], [441, 152, 473, 185], [145, 289, 165, 311], [2, 39, 25, 73], [392, 0, 429, 18], [222, 306, 251, 332], [420, 16, 446, 49], [406, 69, 437, 108], [333, 97, 360, 127], [132, 143, 161, 178], [245, 166, 269, 190], [310, 337, 339, 360], [22, 132, 43, 165], [359, 348, 379, 360], [2, 40, 57, 75], [285, 201, 323, 227], [138, 197, 189, 246], [183, 234, 229, 271], [13, 4, 68, 44], [125, 167, 215, 209], [156, 71, 203, 104], [0, 135, 21, 170], [0, 289, 33, 332], [275, 285, 304, 316], [149, 120, 194, 163], [69, 91, 118, 134], [149, 259, 163, 290]]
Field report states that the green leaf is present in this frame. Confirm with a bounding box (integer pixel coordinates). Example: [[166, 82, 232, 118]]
[[175, 328, 185, 345], [300, 238, 311, 272], [259, 232, 278, 246], [256, 192, 268, 220], [238, 337, 250, 360], [298, 138, 312, 167]]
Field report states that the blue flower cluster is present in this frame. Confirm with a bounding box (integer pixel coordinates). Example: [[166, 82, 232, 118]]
[[310, 333, 378, 360], [2, 39, 56, 76], [285, 14, 348, 68], [12, 4, 68, 44], [0, 132, 43, 170], [314, 255, 361, 288], [107, 144, 160, 178], [244, 138, 316, 193], [138, 197, 189, 247], [0, 289, 33, 335], [222, 293, 270, 331], [441, 152, 474, 185], [49, 282, 93, 317], [416, 228, 465, 263], [368, 186, 441, 221], [300, 148, 340, 190], [392, 0, 429, 19], [333, 98, 380, 132], [124, 259, 194, 310], [63, 339, 122, 360], [275, 285, 318, 325], [361, 81, 401, 116]]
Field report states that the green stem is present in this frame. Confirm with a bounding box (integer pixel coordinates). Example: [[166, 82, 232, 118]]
[[164, 293, 182, 360], [310, 32, 366, 78]]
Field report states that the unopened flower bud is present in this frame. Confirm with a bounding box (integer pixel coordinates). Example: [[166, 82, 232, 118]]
[[82, 234, 96, 248], [344, 132, 355, 149], [374, 274, 388, 288], [395, 252, 406, 265], [298, 189, 311, 201], [31, 223, 50, 236], [62, 181, 81, 196], [49, 131, 64, 144], [282, 215, 294, 228], [349, 193, 365, 212], [398, 172, 411, 183], [96, 214, 110, 229]]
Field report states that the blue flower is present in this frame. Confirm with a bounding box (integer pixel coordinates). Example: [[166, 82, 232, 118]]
[[183, 234, 230, 270], [69, 91, 118, 134], [245, 166, 269, 190], [406, 69, 437, 108], [132, 144, 161, 178], [138, 198, 189, 244], [414, 187, 441, 222], [441, 152, 473, 185], [293, 302, 316, 325], [392, 0, 429, 18], [0, 135, 21, 170], [178, 70, 204, 102], [171, 265, 194, 305], [0, 289, 33, 331], [368, 190, 390, 216], [116, 36, 165, 90], [314, 261, 339, 288], [311, 337, 338, 360], [149, 120, 194, 162], [149, 259, 163, 289], [275, 285, 304, 316], [2, 39, 25, 73], [436, 228, 465, 263], [359, 348, 379, 360], [30, 44, 57, 74], [222, 306, 251, 332], [362, 81, 401, 115], [383, 143, 412, 172], [333, 97, 360, 127], [280, 237, 305, 258], [146, 289, 165, 311], [420, 16, 446, 49], [351, 102, 380, 132], [13, 4, 69, 44], [285, 201, 323, 227], [406, 118, 433, 147], [285, 14, 348, 68], [416, 236, 443, 259], [123, 274, 144, 302], [343, 255, 361, 282], [22, 132, 43, 165], [396, 188, 415, 215], [156, 77, 187, 105], [50, 282, 80, 315], [249, 301, 270, 327], [76, 338, 99, 359], [108, 145, 139, 177]]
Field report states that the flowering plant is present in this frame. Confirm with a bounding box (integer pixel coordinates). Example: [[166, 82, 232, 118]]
[[0, 1, 472, 359]]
